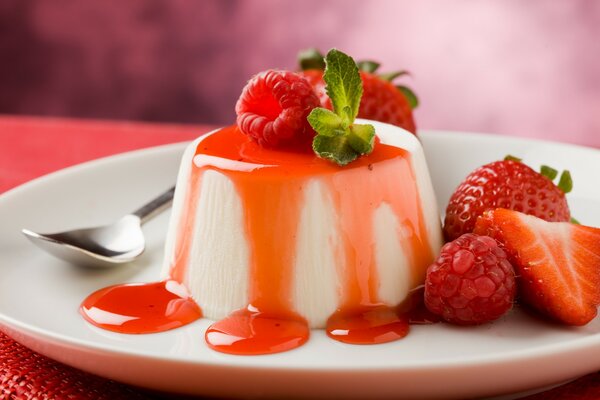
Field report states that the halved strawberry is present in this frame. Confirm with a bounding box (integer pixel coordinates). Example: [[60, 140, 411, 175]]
[[474, 208, 600, 326]]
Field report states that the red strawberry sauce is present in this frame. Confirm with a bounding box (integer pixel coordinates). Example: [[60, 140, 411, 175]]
[[80, 281, 201, 334], [80, 126, 436, 355]]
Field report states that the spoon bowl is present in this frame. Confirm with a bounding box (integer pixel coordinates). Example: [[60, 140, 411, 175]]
[[22, 186, 175, 268], [22, 215, 145, 268]]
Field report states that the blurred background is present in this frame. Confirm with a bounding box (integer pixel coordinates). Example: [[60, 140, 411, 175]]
[[1, 0, 599, 147]]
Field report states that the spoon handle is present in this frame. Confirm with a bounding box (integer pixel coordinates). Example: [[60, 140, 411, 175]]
[[131, 186, 176, 225]]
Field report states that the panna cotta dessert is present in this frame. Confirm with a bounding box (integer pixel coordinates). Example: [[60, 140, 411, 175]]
[[161, 121, 442, 331], [81, 49, 444, 355]]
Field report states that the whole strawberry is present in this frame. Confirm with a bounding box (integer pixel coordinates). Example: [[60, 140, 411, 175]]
[[443, 157, 572, 241], [424, 233, 516, 325], [474, 209, 600, 325], [298, 48, 417, 134], [235, 70, 320, 148]]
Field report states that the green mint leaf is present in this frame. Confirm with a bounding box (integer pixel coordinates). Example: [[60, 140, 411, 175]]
[[308, 107, 358, 165], [348, 124, 375, 155], [558, 170, 573, 193], [570, 216, 581, 225], [312, 135, 358, 166], [379, 70, 410, 82], [307, 108, 345, 137], [341, 106, 353, 123], [308, 49, 377, 166], [396, 85, 419, 109], [298, 48, 325, 70], [324, 49, 363, 124], [356, 60, 380, 73], [540, 165, 558, 180]]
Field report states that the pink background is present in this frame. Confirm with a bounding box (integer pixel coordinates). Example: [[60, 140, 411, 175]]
[[1, 0, 599, 147]]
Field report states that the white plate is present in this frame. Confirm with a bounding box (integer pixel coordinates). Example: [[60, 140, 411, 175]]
[[1, 131, 599, 400]]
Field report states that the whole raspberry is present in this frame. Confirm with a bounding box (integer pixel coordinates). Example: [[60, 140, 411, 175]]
[[235, 70, 320, 148], [424, 233, 516, 325], [443, 159, 571, 241]]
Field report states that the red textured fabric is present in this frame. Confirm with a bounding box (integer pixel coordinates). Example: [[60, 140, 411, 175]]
[[0, 332, 149, 399], [0, 116, 212, 399], [0, 115, 207, 192], [0, 115, 596, 398]]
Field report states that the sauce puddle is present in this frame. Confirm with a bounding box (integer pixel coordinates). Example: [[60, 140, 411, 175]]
[[80, 126, 437, 354], [80, 280, 201, 334], [205, 307, 309, 355]]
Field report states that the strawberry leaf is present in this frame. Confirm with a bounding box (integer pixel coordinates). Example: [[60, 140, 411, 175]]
[[397, 85, 419, 109], [558, 170, 573, 194], [379, 70, 410, 82], [504, 155, 522, 162], [540, 165, 558, 180], [356, 60, 380, 73], [298, 48, 325, 70]]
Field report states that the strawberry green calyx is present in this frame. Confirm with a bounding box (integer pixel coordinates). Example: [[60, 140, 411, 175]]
[[397, 85, 419, 109], [298, 48, 326, 71], [558, 170, 573, 194], [356, 60, 380, 73], [539, 165, 573, 194], [504, 155, 522, 162], [308, 49, 376, 166], [540, 165, 558, 180], [379, 70, 409, 81]]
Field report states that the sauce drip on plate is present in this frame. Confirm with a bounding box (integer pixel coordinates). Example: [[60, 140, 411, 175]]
[[81, 126, 436, 354], [80, 280, 201, 334]]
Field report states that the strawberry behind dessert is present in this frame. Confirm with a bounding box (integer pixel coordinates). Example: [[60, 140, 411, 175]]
[[474, 208, 600, 326]]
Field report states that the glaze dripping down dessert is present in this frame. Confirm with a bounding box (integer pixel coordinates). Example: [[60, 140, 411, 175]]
[[162, 120, 441, 335], [81, 49, 444, 355]]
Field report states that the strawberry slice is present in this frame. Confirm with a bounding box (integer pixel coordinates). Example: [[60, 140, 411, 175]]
[[474, 208, 600, 325]]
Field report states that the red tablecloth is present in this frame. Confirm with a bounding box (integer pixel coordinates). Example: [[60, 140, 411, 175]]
[[1, 115, 599, 399]]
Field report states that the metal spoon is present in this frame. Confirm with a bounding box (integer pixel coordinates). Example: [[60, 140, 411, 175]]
[[22, 186, 175, 268]]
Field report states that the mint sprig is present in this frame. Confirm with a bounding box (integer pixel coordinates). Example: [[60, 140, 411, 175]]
[[308, 49, 376, 166]]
